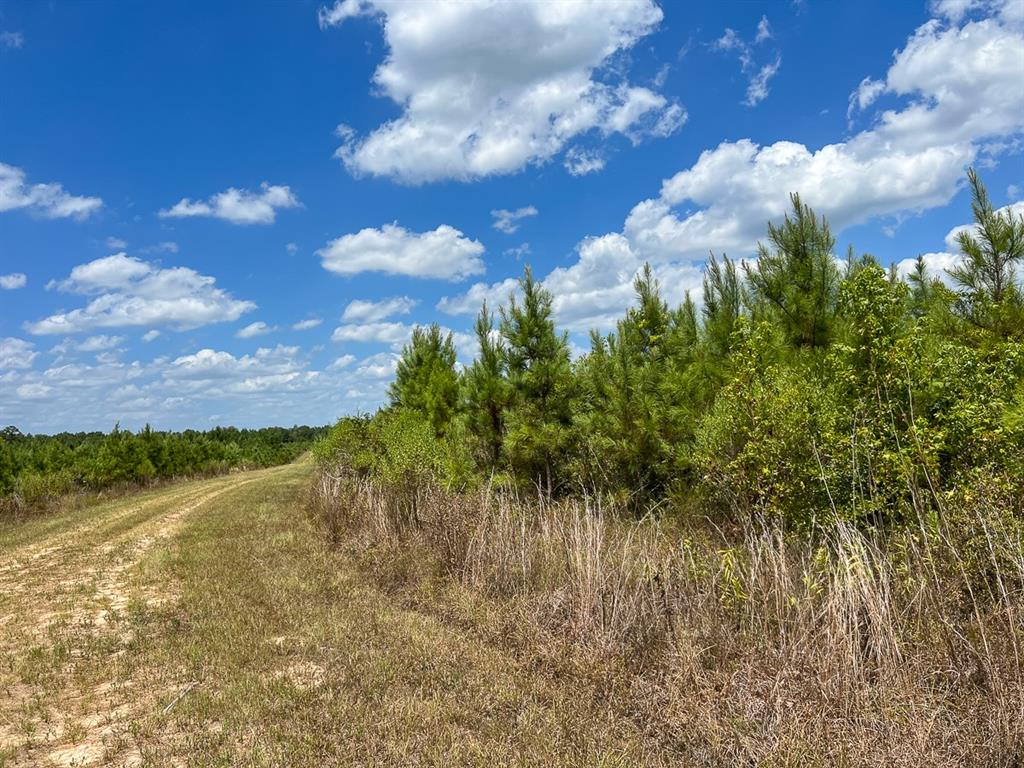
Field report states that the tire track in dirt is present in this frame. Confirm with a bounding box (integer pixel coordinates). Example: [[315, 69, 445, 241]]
[[0, 465, 290, 767]]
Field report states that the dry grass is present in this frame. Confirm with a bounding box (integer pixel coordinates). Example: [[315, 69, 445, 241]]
[[310, 470, 1024, 767], [3, 460, 684, 766]]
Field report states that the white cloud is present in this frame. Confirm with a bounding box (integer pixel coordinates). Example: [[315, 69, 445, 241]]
[[159, 183, 300, 225], [0, 342, 360, 434], [318, 0, 371, 27], [320, 0, 684, 183], [439, 237, 702, 332], [0, 162, 102, 220], [328, 354, 357, 371], [442, 4, 1024, 335], [342, 296, 418, 323], [286, 242, 299, 254], [623, 4, 1024, 266], [491, 205, 538, 234], [744, 56, 781, 107], [236, 321, 275, 339], [77, 335, 124, 352], [331, 321, 412, 348], [930, 0, 980, 22], [0, 273, 27, 290], [713, 24, 782, 107], [105, 236, 128, 249], [168, 345, 299, 379], [0, 338, 37, 369], [894, 199, 1024, 282], [354, 351, 400, 379], [16, 383, 52, 400], [848, 77, 886, 118], [0, 31, 24, 49], [564, 147, 606, 176], [504, 243, 532, 260], [142, 330, 160, 342], [317, 223, 485, 280], [437, 277, 521, 317], [292, 318, 323, 331], [894, 251, 964, 284], [26, 253, 255, 335]]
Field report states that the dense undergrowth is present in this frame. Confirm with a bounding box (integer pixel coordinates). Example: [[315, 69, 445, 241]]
[[0, 423, 324, 517], [310, 170, 1023, 765]]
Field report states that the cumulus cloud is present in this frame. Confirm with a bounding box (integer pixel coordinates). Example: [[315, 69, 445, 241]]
[[441, 3, 1024, 335], [142, 330, 160, 342], [26, 253, 255, 335], [439, 237, 702, 332], [320, 0, 684, 183], [624, 3, 1024, 265], [0, 162, 102, 220], [342, 296, 418, 323], [159, 183, 300, 225], [437, 277, 521, 317], [331, 321, 412, 348], [353, 351, 400, 379], [1, 340, 382, 434], [317, 223, 485, 280], [76, 335, 124, 352], [168, 345, 299, 380], [327, 353, 356, 371], [0, 273, 27, 290], [291, 318, 323, 331], [236, 321, 275, 339], [492, 206, 539, 234], [0, 337, 37, 369]]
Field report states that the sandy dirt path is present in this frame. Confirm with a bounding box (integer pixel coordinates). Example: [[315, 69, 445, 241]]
[[0, 466, 289, 767]]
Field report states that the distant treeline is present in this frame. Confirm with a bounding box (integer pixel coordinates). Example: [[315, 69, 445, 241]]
[[316, 169, 1024, 530], [0, 424, 325, 505]]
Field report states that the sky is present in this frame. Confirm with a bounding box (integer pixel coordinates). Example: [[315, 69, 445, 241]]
[[1, 0, 1023, 434]]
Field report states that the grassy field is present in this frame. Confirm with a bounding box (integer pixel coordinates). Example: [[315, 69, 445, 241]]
[[0, 461, 676, 767]]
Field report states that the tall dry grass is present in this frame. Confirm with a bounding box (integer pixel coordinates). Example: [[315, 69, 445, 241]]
[[309, 468, 1023, 766]]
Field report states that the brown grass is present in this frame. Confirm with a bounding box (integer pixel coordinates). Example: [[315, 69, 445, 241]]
[[309, 469, 1024, 767]]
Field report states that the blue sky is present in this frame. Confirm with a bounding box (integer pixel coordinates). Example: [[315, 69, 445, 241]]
[[1, 0, 1022, 433]]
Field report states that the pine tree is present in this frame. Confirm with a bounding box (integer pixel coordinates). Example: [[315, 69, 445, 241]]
[[703, 254, 743, 358], [462, 302, 509, 466], [500, 267, 573, 493], [948, 168, 1024, 338], [389, 324, 460, 437], [601, 266, 674, 498], [745, 194, 840, 350]]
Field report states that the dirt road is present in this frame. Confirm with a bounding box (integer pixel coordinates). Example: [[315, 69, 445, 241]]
[[0, 461, 670, 767], [0, 467, 291, 767]]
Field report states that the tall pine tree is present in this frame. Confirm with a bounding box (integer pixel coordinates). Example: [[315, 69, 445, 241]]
[[462, 302, 509, 466], [500, 267, 573, 494], [948, 168, 1024, 339], [745, 194, 839, 350], [389, 324, 460, 437]]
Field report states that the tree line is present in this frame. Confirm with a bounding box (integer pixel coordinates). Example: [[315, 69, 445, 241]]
[[319, 169, 1024, 530], [0, 423, 325, 505]]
